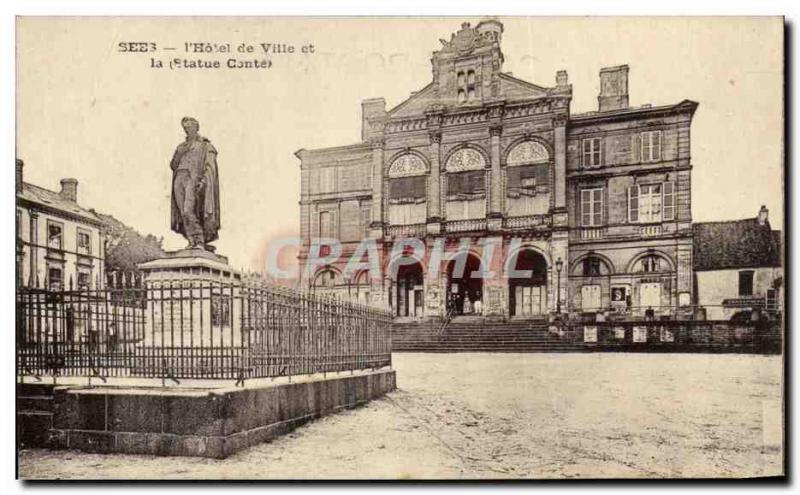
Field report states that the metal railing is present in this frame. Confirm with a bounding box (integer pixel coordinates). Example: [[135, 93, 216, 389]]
[[16, 276, 392, 383]]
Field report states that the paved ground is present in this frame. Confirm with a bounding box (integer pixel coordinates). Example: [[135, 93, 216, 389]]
[[19, 353, 783, 479]]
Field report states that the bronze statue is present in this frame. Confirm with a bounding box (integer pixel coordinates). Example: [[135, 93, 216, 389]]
[[169, 117, 221, 250]]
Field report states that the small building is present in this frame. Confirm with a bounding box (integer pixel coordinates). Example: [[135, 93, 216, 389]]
[[693, 206, 782, 320], [15, 159, 106, 290]]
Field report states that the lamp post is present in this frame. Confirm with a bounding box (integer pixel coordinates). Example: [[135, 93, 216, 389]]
[[555, 257, 564, 314]]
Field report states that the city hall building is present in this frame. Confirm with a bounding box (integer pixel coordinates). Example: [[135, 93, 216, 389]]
[[296, 19, 697, 320]]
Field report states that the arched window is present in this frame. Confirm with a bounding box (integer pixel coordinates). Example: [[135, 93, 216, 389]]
[[456, 69, 478, 103], [638, 255, 663, 273], [445, 147, 487, 220], [387, 153, 428, 226], [313, 268, 341, 288], [572, 255, 612, 277], [506, 141, 551, 217]]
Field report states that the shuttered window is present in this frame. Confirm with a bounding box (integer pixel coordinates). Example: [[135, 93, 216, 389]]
[[582, 138, 603, 168], [628, 181, 675, 223], [580, 188, 603, 227], [663, 181, 675, 220], [641, 131, 662, 162]]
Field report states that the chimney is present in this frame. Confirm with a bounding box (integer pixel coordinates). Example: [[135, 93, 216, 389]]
[[361, 97, 387, 142], [758, 205, 769, 226], [598, 65, 629, 112], [556, 70, 569, 88], [60, 178, 78, 202], [15, 159, 23, 194]]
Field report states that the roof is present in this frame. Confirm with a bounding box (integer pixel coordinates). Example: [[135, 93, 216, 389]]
[[17, 182, 104, 226], [570, 99, 699, 124], [693, 218, 782, 271]]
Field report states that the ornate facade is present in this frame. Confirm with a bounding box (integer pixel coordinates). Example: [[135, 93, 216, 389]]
[[297, 20, 697, 320]]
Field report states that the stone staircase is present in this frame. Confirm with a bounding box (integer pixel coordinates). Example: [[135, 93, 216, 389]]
[[16, 382, 56, 449], [392, 317, 589, 353]]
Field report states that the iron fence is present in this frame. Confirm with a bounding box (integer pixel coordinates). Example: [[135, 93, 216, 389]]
[[16, 276, 393, 383]]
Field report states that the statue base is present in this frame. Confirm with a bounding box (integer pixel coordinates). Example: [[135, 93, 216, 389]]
[[138, 247, 241, 284], [137, 248, 242, 350]]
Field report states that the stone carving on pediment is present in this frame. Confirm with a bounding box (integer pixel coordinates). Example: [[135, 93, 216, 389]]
[[506, 141, 550, 166], [388, 153, 428, 178], [445, 147, 486, 172]]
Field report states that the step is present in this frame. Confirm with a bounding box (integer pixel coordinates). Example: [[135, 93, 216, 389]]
[[16, 382, 57, 397], [17, 410, 54, 449], [17, 395, 54, 412]]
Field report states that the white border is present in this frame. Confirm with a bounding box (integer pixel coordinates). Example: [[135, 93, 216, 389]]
[[2, 1, 795, 493]]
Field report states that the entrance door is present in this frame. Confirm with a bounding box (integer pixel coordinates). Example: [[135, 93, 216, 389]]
[[640, 282, 661, 312], [508, 249, 548, 317], [446, 254, 483, 316], [395, 262, 424, 317], [581, 285, 601, 311], [515, 286, 544, 316]]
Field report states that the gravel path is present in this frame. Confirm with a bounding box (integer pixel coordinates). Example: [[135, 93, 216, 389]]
[[18, 353, 783, 479]]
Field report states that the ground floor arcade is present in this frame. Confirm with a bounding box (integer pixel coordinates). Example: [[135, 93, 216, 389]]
[[303, 233, 694, 320]]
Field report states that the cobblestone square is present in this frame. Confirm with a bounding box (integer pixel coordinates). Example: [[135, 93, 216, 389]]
[[18, 352, 783, 479]]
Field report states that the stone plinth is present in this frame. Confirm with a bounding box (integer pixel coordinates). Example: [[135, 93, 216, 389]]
[[137, 250, 243, 354], [138, 248, 240, 283]]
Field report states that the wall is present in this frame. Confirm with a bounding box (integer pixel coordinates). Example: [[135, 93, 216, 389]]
[[34, 369, 396, 459], [696, 267, 783, 320]]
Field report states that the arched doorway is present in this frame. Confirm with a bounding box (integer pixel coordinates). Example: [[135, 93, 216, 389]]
[[446, 253, 483, 316], [312, 267, 345, 297], [508, 249, 548, 317], [394, 262, 424, 317], [350, 270, 371, 305]]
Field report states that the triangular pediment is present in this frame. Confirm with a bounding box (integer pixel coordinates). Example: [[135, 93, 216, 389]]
[[388, 74, 553, 119], [497, 73, 550, 100], [388, 83, 438, 118]]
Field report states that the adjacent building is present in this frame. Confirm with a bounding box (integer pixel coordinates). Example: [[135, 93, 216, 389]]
[[15, 159, 106, 290], [693, 206, 783, 320], [297, 19, 698, 320]]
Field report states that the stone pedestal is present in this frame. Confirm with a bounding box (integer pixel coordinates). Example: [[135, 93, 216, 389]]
[[137, 249, 243, 350]]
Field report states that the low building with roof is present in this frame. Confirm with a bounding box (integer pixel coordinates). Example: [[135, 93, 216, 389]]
[[15, 159, 106, 290], [693, 205, 782, 320]]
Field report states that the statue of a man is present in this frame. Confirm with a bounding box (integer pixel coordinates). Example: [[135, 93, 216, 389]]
[[169, 117, 221, 250]]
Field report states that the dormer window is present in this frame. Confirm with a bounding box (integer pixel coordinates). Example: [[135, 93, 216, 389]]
[[457, 69, 478, 103]]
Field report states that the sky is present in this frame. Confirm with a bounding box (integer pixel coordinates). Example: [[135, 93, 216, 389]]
[[16, 17, 784, 271]]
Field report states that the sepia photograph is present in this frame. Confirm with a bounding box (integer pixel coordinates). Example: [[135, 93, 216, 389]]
[[12, 14, 785, 481]]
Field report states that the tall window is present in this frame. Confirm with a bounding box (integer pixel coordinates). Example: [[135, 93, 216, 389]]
[[77, 229, 91, 255], [318, 211, 335, 238], [317, 167, 336, 193], [580, 188, 603, 227], [456, 69, 477, 103], [582, 138, 603, 168], [739, 270, 754, 297], [47, 221, 63, 250], [48, 266, 63, 291], [77, 270, 91, 290], [628, 182, 675, 223], [641, 131, 662, 162]]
